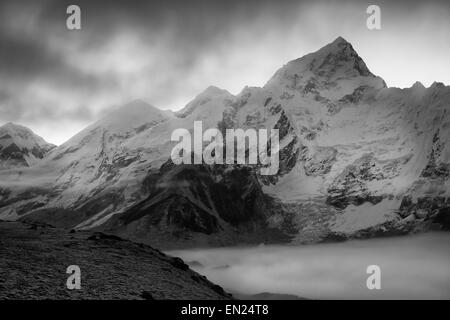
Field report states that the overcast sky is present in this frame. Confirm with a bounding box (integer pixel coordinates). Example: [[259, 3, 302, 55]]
[[0, 0, 449, 145]]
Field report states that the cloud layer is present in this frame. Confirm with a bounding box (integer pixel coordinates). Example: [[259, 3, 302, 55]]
[[170, 232, 450, 299]]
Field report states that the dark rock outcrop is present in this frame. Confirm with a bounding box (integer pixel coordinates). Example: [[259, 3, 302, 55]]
[[0, 221, 232, 300], [102, 160, 291, 249]]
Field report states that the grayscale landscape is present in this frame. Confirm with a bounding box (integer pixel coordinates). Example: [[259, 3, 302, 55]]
[[0, 0, 449, 300]]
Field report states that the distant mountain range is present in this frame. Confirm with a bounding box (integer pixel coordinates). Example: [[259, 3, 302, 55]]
[[1, 37, 449, 249]]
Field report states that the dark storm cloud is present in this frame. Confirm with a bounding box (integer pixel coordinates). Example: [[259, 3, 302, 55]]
[[0, 0, 305, 131], [0, 31, 118, 90]]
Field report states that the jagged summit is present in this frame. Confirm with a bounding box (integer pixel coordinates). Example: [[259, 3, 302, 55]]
[[0, 122, 55, 169], [265, 36, 386, 97], [430, 81, 446, 89], [412, 81, 425, 89], [331, 36, 349, 44], [0, 122, 54, 150], [320, 36, 357, 57]]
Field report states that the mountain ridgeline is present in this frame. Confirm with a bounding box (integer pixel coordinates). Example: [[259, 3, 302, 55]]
[[0, 37, 449, 249], [0, 123, 55, 169]]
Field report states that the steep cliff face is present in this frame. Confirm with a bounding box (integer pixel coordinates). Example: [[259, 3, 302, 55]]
[[100, 160, 288, 249], [0, 37, 449, 247]]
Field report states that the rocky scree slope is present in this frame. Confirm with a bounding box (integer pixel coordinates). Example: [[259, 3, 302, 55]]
[[0, 220, 232, 299]]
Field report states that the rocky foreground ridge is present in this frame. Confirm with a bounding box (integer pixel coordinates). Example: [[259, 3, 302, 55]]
[[0, 220, 231, 299]]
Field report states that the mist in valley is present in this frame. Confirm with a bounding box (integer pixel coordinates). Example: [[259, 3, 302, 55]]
[[169, 232, 450, 300]]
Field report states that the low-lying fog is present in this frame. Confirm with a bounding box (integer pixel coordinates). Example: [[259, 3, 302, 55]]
[[168, 232, 450, 299]]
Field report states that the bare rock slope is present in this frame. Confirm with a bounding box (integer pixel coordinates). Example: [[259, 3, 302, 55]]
[[0, 221, 231, 299]]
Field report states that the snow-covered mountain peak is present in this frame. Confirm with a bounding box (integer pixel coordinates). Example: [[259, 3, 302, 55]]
[[430, 81, 447, 89], [412, 81, 425, 89], [0, 122, 54, 150], [0, 122, 55, 169], [59, 99, 170, 147], [331, 36, 348, 45], [97, 99, 169, 131], [2, 122, 44, 142], [1, 37, 449, 246], [175, 85, 233, 119], [293, 36, 373, 76], [265, 36, 386, 99], [2, 122, 19, 131], [199, 85, 231, 97], [46, 99, 172, 171]]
